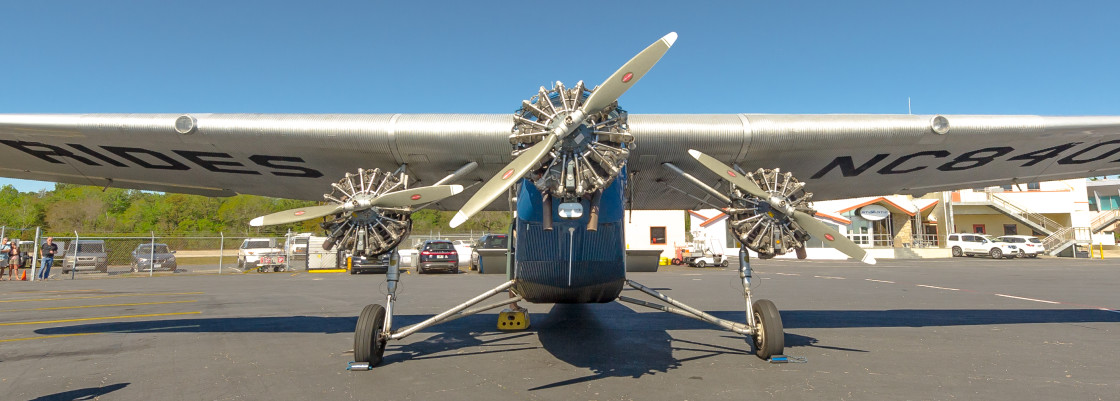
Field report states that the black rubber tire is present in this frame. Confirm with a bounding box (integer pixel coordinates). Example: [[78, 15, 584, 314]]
[[952, 246, 963, 257], [752, 299, 784, 360], [695, 260, 706, 268], [354, 304, 387, 366], [1018, 250, 1026, 258], [721, 260, 729, 267], [453, 267, 459, 274], [990, 248, 1003, 259], [418, 266, 425, 274], [759, 253, 775, 260], [795, 247, 808, 260], [671, 258, 682, 265], [238, 259, 244, 269], [1029, 254, 1039, 258]]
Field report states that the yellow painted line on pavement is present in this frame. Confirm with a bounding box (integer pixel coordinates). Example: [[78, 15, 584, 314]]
[[290, 273, 300, 277], [0, 292, 204, 303], [0, 332, 104, 343], [11, 289, 104, 294], [0, 311, 201, 326], [1, 300, 198, 312]]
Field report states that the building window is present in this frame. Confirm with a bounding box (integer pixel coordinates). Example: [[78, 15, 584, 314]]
[[1003, 224, 1017, 235], [973, 224, 986, 234], [650, 227, 667, 245], [1000, 185, 1014, 191], [1027, 182, 1040, 190]]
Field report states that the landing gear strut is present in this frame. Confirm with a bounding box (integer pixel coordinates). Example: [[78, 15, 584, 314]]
[[618, 246, 784, 360], [351, 247, 525, 369]]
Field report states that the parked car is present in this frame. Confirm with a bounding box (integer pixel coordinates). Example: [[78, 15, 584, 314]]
[[348, 251, 391, 274], [417, 240, 459, 274], [452, 240, 473, 266], [947, 233, 1018, 259], [131, 243, 178, 272], [469, 234, 507, 270], [238, 238, 281, 269], [61, 240, 108, 274], [995, 235, 1043, 258]]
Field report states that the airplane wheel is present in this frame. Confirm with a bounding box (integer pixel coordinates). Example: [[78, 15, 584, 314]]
[[752, 299, 784, 360], [354, 304, 387, 366], [795, 247, 808, 260], [695, 260, 706, 268], [952, 246, 963, 257]]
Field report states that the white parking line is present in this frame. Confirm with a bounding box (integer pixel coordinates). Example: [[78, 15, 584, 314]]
[[814, 275, 846, 280], [916, 284, 959, 291], [995, 294, 1059, 304], [865, 279, 895, 284]]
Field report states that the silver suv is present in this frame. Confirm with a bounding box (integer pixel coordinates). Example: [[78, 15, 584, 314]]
[[61, 240, 108, 273], [947, 234, 1018, 259]]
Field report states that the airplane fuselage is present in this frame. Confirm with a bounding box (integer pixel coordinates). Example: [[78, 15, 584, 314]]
[[512, 176, 627, 303]]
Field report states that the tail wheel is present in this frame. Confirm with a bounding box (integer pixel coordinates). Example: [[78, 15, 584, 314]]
[[990, 248, 1003, 259], [952, 246, 963, 257], [354, 304, 387, 366], [752, 299, 784, 360]]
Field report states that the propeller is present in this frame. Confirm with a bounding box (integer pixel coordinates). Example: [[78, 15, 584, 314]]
[[449, 32, 678, 228], [250, 184, 464, 227], [687, 149, 876, 265]]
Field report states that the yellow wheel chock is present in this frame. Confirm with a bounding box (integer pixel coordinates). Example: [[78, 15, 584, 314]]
[[497, 308, 530, 331]]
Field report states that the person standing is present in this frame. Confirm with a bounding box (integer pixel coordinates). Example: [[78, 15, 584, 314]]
[[8, 239, 21, 281], [0, 237, 9, 281], [39, 237, 57, 280]]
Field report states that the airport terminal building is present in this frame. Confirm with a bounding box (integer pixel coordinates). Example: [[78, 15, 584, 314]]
[[626, 178, 1107, 260]]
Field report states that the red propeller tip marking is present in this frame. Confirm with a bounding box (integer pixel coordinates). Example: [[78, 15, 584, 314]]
[[825, 234, 835, 241], [294, 211, 305, 216], [622, 72, 634, 83], [502, 169, 515, 180], [727, 170, 737, 177], [410, 194, 422, 200]]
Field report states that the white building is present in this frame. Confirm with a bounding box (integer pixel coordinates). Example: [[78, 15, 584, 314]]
[[620, 178, 1098, 260]]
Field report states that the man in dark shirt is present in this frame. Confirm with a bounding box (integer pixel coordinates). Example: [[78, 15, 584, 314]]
[[39, 237, 57, 280]]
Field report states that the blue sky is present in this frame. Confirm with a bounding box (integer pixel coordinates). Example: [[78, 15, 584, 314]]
[[2, 1, 1118, 192]]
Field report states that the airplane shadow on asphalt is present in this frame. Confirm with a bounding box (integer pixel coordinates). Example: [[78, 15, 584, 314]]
[[33, 306, 1120, 390]]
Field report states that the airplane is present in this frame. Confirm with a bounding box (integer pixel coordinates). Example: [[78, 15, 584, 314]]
[[3, 32, 1120, 368]]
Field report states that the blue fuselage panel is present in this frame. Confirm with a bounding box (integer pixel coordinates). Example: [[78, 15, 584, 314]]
[[513, 176, 626, 303]]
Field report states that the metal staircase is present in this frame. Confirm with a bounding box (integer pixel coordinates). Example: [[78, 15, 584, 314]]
[[974, 192, 1089, 256], [1090, 209, 1120, 233], [984, 192, 1064, 235]]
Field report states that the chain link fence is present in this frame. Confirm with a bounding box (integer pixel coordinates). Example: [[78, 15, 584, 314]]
[[0, 226, 499, 280]]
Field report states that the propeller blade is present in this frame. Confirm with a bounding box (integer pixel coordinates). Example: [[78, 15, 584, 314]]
[[580, 32, 677, 115], [687, 149, 769, 199], [371, 185, 464, 207], [450, 135, 558, 228], [249, 204, 342, 227], [792, 210, 876, 265]]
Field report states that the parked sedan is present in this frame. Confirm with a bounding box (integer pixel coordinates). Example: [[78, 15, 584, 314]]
[[417, 240, 459, 274], [995, 235, 1043, 258], [131, 243, 178, 272]]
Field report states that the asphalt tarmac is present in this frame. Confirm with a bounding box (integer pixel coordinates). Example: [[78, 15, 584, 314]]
[[1, 256, 1118, 400]]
